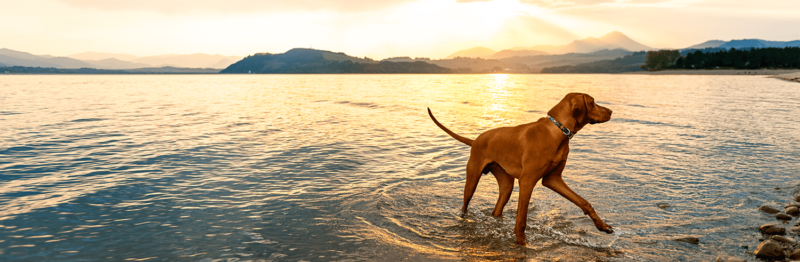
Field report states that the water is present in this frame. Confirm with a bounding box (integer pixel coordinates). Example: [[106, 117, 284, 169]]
[[1, 74, 799, 261]]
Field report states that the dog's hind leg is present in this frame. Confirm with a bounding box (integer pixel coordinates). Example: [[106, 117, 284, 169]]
[[461, 157, 483, 213], [489, 164, 514, 217], [542, 161, 613, 234]]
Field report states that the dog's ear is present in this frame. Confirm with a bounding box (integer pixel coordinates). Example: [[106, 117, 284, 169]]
[[571, 94, 587, 123]]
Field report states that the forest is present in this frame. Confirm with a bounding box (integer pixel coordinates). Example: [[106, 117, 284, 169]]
[[642, 47, 800, 70]]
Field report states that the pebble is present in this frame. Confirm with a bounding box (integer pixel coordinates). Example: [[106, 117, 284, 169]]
[[777, 213, 794, 220], [796, 195, 800, 202], [715, 255, 746, 262], [754, 240, 785, 259], [760, 205, 781, 214], [772, 235, 797, 244], [761, 223, 787, 235], [788, 206, 800, 216], [656, 203, 671, 209], [674, 237, 700, 244], [792, 249, 800, 260]]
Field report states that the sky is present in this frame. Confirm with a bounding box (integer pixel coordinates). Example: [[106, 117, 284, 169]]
[[1, 0, 799, 59]]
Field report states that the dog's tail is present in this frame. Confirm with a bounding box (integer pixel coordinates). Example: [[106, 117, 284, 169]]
[[427, 108, 474, 146]]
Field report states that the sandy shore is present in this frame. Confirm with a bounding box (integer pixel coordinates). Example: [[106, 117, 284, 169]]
[[624, 69, 800, 75], [772, 72, 800, 83]]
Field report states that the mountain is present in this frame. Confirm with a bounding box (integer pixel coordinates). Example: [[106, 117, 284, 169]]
[[221, 48, 452, 74], [541, 51, 646, 73], [719, 39, 800, 49], [528, 31, 652, 54], [84, 58, 151, 69], [129, 53, 242, 69], [498, 48, 633, 73], [683, 39, 800, 50], [685, 40, 726, 49], [68, 51, 139, 61], [445, 47, 497, 59], [0, 48, 94, 68], [1, 48, 242, 69], [489, 49, 548, 59]]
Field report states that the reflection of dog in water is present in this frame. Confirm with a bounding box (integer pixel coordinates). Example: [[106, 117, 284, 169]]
[[427, 93, 614, 245]]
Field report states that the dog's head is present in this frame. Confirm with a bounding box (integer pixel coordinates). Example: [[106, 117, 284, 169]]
[[575, 93, 612, 125], [550, 93, 612, 132]]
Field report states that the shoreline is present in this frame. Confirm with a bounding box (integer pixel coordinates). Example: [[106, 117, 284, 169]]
[[771, 72, 800, 83], [622, 69, 800, 75]]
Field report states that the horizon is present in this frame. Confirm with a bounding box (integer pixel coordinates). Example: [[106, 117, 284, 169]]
[[1, 0, 800, 60]]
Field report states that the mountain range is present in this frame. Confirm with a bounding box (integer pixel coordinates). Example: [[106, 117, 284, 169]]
[[686, 39, 800, 50], [0, 48, 241, 69], [447, 31, 653, 59]]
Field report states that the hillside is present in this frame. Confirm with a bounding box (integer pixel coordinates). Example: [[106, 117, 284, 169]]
[[0, 65, 219, 74], [2, 48, 240, 69], [540, 52, 646, 73], [683, 39, 800, 50], [0, 48, 94, 68], [498, 49, 633, 73], [489, 49, 548, 59], [445, 47, 496, 59], [221, 48, 451, 74]]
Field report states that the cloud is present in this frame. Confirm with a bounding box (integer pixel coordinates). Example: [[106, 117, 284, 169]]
[[52, 0, 419, 14]]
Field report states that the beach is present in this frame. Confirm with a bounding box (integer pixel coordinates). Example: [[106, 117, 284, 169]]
[[625, 69, 800, 75], [772, 72, 800, 83]]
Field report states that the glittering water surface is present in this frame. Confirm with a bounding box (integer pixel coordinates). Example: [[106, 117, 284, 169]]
[[1, 74, 799, 261]]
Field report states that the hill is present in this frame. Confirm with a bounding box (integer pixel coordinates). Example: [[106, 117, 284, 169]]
[[720, 39, 800, 49], [1, 65, 220, 74], [445, 47, 497, 59], [682, 39, 800, 50], [68, 51, 139, 61], [540, 52, 646, 73], [489, 49, 548, 59], [221, 48, 452, 74], [128, 53, 243, 69], [2, 48, 242, 69], [498, 49, 633, 73], [0, 48, 94, 68], [685, 40, 726, 49]]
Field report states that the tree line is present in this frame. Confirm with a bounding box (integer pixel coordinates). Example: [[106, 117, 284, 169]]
[[641, 47, 800, 70]]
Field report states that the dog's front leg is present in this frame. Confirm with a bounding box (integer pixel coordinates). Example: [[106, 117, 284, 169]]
[[542, 161, 614, 234]]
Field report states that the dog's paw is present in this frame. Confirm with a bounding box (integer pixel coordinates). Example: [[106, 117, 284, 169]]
[[598, 224, 614, 234]]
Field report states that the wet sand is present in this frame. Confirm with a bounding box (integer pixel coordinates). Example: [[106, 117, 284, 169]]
[[772, 72, 800, 83], [624, 69, 800, 75]]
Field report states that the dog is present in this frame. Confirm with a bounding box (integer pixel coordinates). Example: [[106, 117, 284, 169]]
[[427, 93, 614, 245]]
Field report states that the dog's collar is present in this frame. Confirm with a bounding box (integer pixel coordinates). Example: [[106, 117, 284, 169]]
[[547, 115, 574, 139]]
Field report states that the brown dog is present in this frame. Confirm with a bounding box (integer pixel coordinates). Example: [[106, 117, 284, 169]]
[[428, 93, 614, 245]]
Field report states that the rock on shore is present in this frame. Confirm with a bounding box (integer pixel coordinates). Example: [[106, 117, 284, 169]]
[[788, 206, 800, 216], [754, 240, 785, 259], [761, 223, 787, 235], [759, 205, 780, 214]]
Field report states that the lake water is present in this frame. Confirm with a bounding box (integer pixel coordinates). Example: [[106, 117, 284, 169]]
[[1, 74, 799, 261]]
